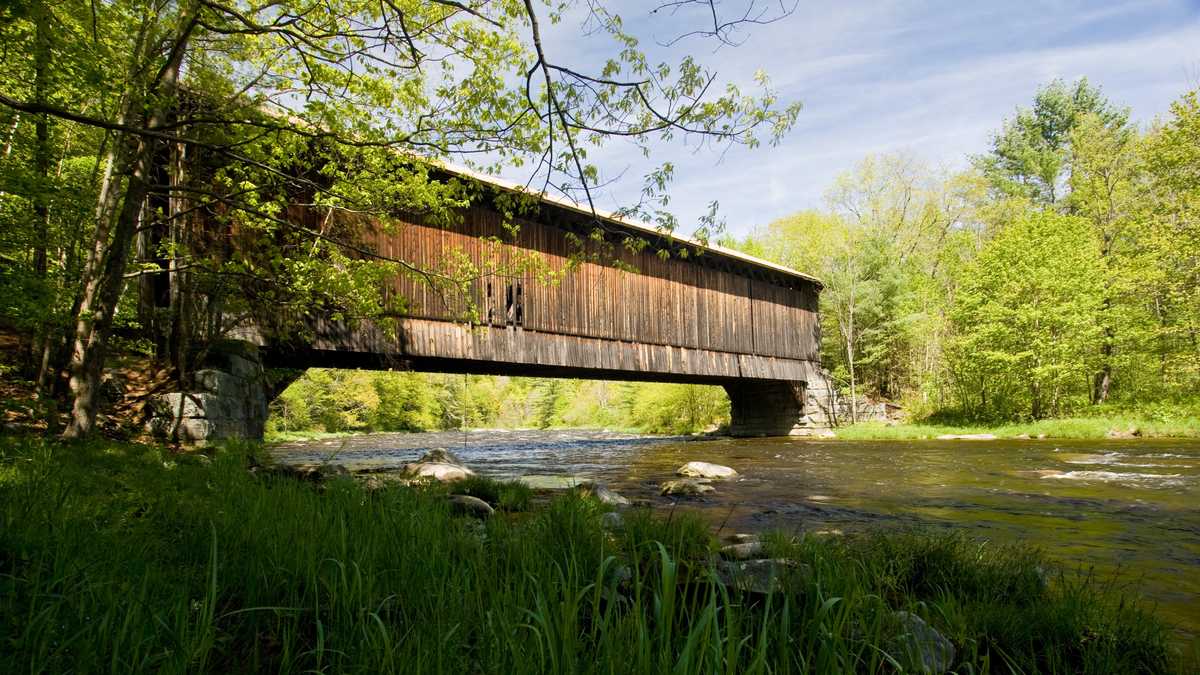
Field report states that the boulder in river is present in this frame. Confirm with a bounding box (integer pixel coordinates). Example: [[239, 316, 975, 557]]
[[448, 494, 494, 519], [890, 611, 955, 674], [660, 478, 715, 496], [403, 448, 475, 482], [601, 511, 624, 530], [677, 461, 738, 479], [577, 481, 631, 506]]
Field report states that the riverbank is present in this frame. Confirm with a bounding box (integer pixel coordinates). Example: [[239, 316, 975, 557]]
[[833, 413, 1200, 441], [1, 436, 1189, 673]]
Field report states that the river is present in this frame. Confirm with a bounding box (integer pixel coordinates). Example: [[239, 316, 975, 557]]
[[272, 430, 1200, 644]]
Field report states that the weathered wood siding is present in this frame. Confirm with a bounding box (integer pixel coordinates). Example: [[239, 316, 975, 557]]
[[359, 206, 820, 363]]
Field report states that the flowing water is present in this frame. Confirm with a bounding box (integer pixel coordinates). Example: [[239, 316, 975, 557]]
[[272, 431, 1200, 643]]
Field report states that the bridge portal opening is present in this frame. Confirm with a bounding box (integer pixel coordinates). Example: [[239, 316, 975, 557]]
[[265, 369, 732, 438]]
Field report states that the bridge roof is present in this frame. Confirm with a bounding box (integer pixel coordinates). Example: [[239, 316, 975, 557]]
[[438, 161, 823, 287]]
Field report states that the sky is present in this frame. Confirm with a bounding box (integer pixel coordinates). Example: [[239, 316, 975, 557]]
[[519, 0, 1200, 238]]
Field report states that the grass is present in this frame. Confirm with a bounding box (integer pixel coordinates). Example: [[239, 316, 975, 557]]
[[0, 435, 1187, 673], [833, 412, 1200, 441], [448, 475, 535, 512]]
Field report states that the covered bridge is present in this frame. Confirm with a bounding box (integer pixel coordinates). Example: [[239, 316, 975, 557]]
[[157, 165, 826, 440]]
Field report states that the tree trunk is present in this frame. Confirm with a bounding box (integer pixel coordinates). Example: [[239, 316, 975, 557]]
[[62, 6, 195, 438], [846, 336, 858, 424], [31, 0, 53, 395], [62, 135, 155, 438], [1093, 343, 1112, 404]]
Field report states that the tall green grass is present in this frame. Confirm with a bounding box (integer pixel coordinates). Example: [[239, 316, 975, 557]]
[[0, 437, 1184, 673]]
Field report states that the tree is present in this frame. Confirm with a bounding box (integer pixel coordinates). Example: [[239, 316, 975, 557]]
[[975, 78, 1128, 207], [947, 211, 1104, 420], [0, 0, 800, 438], [1067, 112, 1142, 403], [741, 155, 976, 418], [1138, 90, 1200, 395]]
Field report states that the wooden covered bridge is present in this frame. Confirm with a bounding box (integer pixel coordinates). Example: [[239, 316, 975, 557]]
[[154, 165, 825, 440]]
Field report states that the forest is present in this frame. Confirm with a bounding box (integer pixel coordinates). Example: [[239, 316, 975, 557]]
[[740, 79, 1200, 426]]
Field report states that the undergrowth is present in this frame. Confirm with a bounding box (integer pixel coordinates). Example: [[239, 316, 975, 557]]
[[0, 436, 1184, 673]]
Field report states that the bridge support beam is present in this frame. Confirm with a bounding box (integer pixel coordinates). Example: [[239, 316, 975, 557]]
[[724, 380, 819, 437]]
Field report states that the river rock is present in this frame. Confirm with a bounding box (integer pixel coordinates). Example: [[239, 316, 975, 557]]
[[419, 448, 466, 464], [712, 559, 801, 595], [517, 475, 584, 490], [660, 478, 715, 496], [677, 461, 738, 479], [891, 611, 955, 674], [576, 481, 630, 506], [448, 494, 494, 519], [404, 462, 474, 482], [601, 511, 624, 530], [934, 433, 997, 440], [720, 541, 765, 560], [403, 448, 474, 482]]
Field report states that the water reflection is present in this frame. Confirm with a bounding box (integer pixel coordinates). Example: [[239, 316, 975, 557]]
[[273, 431, 1200, 642]]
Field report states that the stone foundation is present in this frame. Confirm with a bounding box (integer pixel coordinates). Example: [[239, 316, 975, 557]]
[[724, 380, 816, 437], [148, 340, 269, 444], [723, 369, 891, 436]]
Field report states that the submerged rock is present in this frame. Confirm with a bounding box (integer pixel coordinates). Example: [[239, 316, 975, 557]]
[[448, 494, 494, 519], [891, 611, 955, 674], [677, 461, 738, 479], [934, 433, 997, 440], [517, 475, 584, 490], [660, 478, 715, 496]]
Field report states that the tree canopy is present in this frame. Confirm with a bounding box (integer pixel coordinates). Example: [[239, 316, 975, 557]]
[[0, 0, 799, 437]]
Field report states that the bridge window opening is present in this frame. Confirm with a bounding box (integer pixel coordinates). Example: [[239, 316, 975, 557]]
[[485, 282, 494, 325], [515, 282, 524, 326], [505, 281, 524, 327], [505, 283, 514, 325]]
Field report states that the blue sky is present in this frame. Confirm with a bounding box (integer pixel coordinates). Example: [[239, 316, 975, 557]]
[[524, 0, 1200, 237]]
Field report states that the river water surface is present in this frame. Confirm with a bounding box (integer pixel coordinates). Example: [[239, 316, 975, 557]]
[[272, 431, 1200, 643]]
